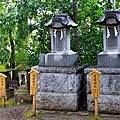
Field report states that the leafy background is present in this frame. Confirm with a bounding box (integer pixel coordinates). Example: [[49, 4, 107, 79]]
[[0, 0, 119, 70]]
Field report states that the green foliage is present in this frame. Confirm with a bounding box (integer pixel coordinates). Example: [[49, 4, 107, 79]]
[[0, 64, 11, 72], [70, 0, 104, 65], [24, 110, 33, 118], [0, 0, 120, 70]]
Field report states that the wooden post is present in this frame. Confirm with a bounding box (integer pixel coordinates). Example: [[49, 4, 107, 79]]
[[28, 69, 39, 116], [2, 96, 5, 107], [0, 73, 7, 107], [95, 98, 98, 120], [32, 95, 36, 116], [89, 69, 101, 120]]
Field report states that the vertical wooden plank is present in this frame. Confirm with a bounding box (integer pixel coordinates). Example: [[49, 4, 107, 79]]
[[32, 95, 36, 116], [2, 96, 5, 107], [95, 98, 98, 120]]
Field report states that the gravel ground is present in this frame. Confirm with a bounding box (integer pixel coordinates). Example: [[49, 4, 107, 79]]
[[0, 105, 29, 120], [0, 105, 120, 120]]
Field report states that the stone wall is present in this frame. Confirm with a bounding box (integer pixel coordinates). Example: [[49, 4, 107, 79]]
[[85, 67, 120, 114], [33, 66, 86, 111]]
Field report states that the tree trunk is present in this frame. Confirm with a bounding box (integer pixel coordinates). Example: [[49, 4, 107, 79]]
[[73, 0, 78, 23], [9, 30, 16, 80]]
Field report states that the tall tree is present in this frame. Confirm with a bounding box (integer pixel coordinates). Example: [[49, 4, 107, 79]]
[[0, 0, 120, 77]]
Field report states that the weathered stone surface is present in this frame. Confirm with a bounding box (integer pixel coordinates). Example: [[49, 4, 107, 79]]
[[87, 94, 120, 114], [85, 67, 120, 114], [40, 73, 68, 92], [37, 92, 78, 111], [84, 67, 120, 74], [86, 68, 120, 95], [33, 66, 83, 111], [68, 74, 80, 93], [33, 65, 84, 74], [39, 73, 80, 93]]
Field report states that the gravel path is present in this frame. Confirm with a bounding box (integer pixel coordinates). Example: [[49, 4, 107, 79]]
[[0, 106, 29, 120], [0, 105, 120, 120]]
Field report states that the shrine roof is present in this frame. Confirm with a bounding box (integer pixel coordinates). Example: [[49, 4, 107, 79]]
[[96, 9, 120, 25], [44, 13, 78, 28]]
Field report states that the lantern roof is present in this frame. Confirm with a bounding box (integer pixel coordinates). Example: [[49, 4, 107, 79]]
[[96, 9, 120, 25], [44, 13, 78, 28]]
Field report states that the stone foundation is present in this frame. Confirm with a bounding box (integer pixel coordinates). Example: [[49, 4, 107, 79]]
[[33, 66, 85, 111], [98, 52, 120, 67], [87, 94, 120, 114], [85, 67, 120, 114]]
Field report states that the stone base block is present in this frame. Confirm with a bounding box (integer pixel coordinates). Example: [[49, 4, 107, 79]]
[[14, 93, 32, 103], [37, 92, 78, 111], [33, 66, 86, 111], [87, 94, 120, 114], [98, 52, 120, 67], [45, 52, 78, 67], [85, 67, 120, 114]]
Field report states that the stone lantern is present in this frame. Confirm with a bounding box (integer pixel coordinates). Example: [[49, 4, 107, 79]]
[[43, 13, 78, 67], [96, 10, 120, 67]]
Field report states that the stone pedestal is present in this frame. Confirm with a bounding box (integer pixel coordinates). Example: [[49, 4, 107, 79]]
[[33, 66, 84, 111], [85, 67, 120, 114], [98, 51, 120, 67], [45, 51, 78, 67]]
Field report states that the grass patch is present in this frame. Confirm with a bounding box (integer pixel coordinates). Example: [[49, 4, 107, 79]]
[[24, 110, 33, 118], [0, 98, 15, 107], [24, 110, 44, 119], [88, 117, 103, 120]]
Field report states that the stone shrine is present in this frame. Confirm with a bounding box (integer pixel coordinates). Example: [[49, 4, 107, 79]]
[[96, 10, 120, 67], [33, 14, 87, 111], [39, 14, 78, 67], [85, 9, 120, 114]]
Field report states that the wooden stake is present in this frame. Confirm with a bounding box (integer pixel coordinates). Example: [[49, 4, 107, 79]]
[[32, 95, 36, 116], [2, 96, 5, 107], [95, 98, 98, 120]]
